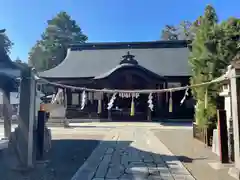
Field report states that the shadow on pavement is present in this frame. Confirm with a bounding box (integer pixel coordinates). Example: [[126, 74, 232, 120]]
[[69, 139, 201, 179], [0, 138, 99, 180], [153, 128, 236, 180], [0, 135, 202, 180], [0, 137, 201, 180], [158, 122, 193, 127], [64, 125, 116, 129]]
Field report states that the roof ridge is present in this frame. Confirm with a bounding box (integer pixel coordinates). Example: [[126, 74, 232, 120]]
[[69, 40, 190, 51]]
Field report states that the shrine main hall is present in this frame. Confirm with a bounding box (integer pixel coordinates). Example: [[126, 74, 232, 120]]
[[39, 40, 194, 121]]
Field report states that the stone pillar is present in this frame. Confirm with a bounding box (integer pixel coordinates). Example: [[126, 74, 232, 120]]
[[229, 66, 240, 174], [2, 88, 11, 139], [11, 68, 36, 168]]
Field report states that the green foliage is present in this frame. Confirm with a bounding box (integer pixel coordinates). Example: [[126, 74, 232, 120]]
[[29, 11, 88, 71], [161, 21, 194, 40], [0, 29, 13, 55], [14, 57, 29, 68], [161, 25, 179, 40], [190, 5, 240, 127]]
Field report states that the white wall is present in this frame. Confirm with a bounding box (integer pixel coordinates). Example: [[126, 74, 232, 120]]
[[0, 92, 19, 104], [0, 90, 44, 117]]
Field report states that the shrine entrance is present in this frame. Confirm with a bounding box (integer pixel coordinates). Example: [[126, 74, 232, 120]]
[[59, 51, 168, 121], [109, 93, 149, 121], [106, 72, 150, 121], [96, 54, 166, 121]]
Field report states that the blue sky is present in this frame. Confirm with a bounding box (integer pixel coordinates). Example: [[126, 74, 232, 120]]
[[0, 0, 239, 62]]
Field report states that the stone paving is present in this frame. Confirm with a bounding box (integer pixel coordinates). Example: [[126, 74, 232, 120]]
[[71, 126, 195, 180]]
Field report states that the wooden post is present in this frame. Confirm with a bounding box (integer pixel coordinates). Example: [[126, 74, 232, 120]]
[[107, 94, 112, 121], [217, 109, 229, 163], [108, 110, 111, 121], [36, 111, 46, 160], [147, 108, 152, 121]]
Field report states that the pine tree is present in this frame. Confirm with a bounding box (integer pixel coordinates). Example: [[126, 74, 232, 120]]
[[189, 5, 218, 126], [190, 6, 240, 127], [29, 11, 88, 71]]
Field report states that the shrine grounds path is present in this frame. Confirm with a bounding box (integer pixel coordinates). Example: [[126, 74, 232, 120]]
[[0, 122, 236, 180]]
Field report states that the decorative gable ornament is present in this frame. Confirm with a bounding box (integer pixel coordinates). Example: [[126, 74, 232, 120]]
[[119, 51, 138, 65]]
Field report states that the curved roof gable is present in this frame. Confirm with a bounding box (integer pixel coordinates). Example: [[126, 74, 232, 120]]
[[93, 63, 166, 80]]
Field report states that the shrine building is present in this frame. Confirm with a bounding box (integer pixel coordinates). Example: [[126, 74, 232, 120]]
[[39, 40, 194, 121]]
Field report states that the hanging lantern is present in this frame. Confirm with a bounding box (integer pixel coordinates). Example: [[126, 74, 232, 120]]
[[148, 93, 154, 111], [169, 91, 173, 113], [130, 95, 135, 116]]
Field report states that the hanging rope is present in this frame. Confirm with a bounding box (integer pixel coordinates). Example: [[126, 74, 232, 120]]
[[180, 88, 189, 105], [169, 90, 173, 113], [107, 93, 117, 110], [80, 91, 86, 110], [204, 87, 208, 109], [148, 93, 154, 111], [33, 67, 235, 94], [130, 95, 135, 116]]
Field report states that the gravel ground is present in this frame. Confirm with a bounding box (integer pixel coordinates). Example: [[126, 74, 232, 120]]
[[0, 135, 102, 180], [152, 128, 235, 180]]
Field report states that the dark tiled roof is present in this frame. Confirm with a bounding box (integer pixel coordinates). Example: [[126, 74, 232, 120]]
[[69, 40, 189, 51], [40, 40, 191, 78]]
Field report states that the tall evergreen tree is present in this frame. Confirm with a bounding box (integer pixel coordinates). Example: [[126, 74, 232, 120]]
[[0, 29, 13, 56], [189, 5, 218, 126], [29, 11, 88, 71]]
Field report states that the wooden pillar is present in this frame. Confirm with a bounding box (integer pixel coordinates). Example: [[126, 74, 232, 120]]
[[2, 88, 11, 139], [164, 82, 168, 118], [108, 110, 111, 121], [156, 83, 162, 118], [217, 109, 229, 163], [97, 92, 103, 119], [147, 108, 152, 121], [156, 84, 161, 108], [63, 88, 67, 108], [107, 94, 112, 121]]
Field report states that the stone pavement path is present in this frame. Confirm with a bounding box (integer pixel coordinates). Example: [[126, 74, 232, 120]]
[[71, 127, 195, 180]]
